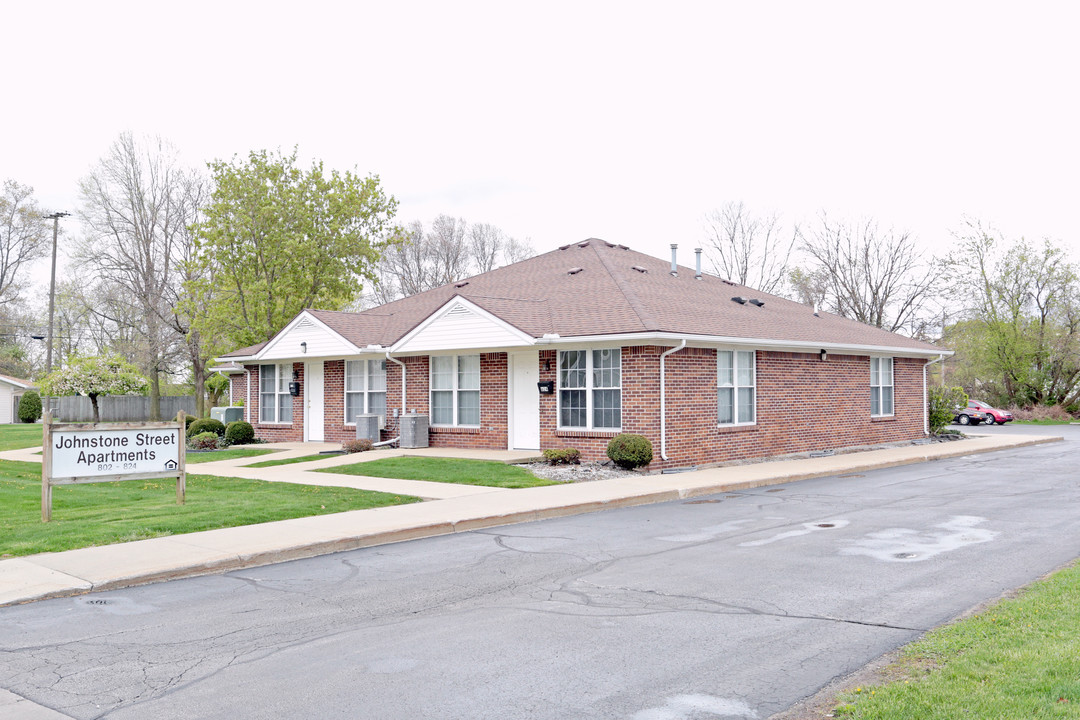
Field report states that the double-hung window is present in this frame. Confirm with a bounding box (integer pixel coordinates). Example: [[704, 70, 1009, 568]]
[[259, 363, 293, 424], [717, 350, 755, 425], [345, 359, 387, 423], [871, 357, 894, 416], [430, 355, 480, 426], [558, 349, 621, 429]]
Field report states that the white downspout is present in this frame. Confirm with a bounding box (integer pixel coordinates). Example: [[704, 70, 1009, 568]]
[[923, 354, 945, 435], [245, 368, 251, 424], [660, 340, 687, 460], [386, 352, 407, 417]]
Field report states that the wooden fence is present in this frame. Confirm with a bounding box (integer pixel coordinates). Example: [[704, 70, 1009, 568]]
[[48, 396, 197, 423]]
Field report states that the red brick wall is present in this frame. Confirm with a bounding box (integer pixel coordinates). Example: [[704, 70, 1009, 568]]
[[539, 347, 927, 469], [243, 348, 928, 467], [239, 362, 303, 442]]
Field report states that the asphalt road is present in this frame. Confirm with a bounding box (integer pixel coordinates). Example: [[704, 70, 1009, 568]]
[[2, 425, 1077, 720]]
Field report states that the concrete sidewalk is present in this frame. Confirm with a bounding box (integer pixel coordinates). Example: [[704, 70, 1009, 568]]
[[0, 432, 1061, 609]]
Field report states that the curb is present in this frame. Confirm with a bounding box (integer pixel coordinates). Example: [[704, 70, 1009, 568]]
[[1, 434, 1062, 607]]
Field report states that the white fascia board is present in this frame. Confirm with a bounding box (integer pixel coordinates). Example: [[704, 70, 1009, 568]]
[[254, 310, 363, 361], [535, 331, 953, 358], [390, 295, 536, 352]]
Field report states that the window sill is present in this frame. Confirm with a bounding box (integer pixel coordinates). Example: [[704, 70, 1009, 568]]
[[715, 423, 758, 434], [870, 415, 896, 422], [555, 429, 621, 438], [256, 422, 292, 427]]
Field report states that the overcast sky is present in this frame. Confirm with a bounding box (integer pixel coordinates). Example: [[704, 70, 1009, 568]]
[[4, 1, 1079, 294]]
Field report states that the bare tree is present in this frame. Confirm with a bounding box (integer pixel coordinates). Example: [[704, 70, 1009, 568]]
[[797, 214, 940, 334], [0, 179, 50, 306], [703, 201, 797, 295], [76, 133, 204, 419], [372, 216, 534, 303]]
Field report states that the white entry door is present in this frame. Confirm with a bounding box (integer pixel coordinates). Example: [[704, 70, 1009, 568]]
[[509, 350, 540, 450], [304, 361, 325, 442]]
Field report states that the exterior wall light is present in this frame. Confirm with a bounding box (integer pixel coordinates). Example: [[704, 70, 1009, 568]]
[[820, 349, 828, 362], [300, 341, 307, 353]]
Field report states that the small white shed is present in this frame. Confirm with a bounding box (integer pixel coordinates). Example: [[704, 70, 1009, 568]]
[[0, 374, 36, 424]]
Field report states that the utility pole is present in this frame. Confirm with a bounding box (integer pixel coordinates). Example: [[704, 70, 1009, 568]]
[[43, 211, 70, 374]]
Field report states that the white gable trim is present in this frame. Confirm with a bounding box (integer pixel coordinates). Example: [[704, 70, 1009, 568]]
[[392, 296, 535, 353], [256, 311, 363, 361]]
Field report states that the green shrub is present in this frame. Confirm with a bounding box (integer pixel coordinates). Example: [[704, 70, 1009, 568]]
[[928, 385, 968, 434], [224, 420, 255, 445], [343, 438, 374, 453], [606, 433, 653, 470], [542, 448, 581, 465], [188, 431, 220, 450], [184, 414, 195, 428], [17, 391, 42, 423], [187, 417, 226, 438]]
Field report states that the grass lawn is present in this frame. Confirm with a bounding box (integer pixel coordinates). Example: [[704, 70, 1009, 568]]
[[319, 456, 559, 488], [0, 424, 44, 451], [1012, 419, 1076, 426], [0, 459, 421, 557], [185, 447, 281, 464], [833, 562, 1080, 718], [247, 453, 342, 468]]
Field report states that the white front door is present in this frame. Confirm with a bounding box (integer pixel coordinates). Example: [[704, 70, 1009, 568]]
[[509, 350, 540, 450], [304, 361, 325, 442]]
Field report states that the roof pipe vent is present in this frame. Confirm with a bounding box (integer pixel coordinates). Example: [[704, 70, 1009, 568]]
[[732, 296, 748, 304], [749, 298, 765, 307], [694, 248, 702, 280], [670, 244, 678, 277]]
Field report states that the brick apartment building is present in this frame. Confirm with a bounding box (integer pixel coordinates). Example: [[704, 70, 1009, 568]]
[[219, 241, 947, 469]]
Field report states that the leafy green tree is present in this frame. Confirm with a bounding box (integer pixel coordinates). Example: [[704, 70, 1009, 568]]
[[185, 148, 397, 357], [39, 354, 149, 423], [945, 224, 1080, 408]]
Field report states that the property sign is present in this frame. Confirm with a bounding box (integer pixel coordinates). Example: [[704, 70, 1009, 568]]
[[51, 428, 180, 479], [41, 413, 187, 522]]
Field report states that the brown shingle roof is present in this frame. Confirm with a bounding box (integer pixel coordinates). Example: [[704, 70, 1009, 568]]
[[290, 240, 943, 354]]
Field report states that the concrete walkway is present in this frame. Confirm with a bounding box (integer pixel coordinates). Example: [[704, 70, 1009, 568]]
[[0, 433, 1061, 609]]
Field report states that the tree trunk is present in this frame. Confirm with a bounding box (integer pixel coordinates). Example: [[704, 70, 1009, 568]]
[[90, 393, 100, 423], [149, 367, 161, 421]]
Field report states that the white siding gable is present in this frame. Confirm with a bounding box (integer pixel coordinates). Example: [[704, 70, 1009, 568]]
[[260, 313, 360, 360], [394, 298, 533, 353]]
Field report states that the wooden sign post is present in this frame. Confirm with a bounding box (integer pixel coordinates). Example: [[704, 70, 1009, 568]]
[[42, 411, 187, 522]]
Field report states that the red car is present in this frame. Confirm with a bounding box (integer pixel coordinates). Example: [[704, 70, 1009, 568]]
[[968, 400, 1013, 425]]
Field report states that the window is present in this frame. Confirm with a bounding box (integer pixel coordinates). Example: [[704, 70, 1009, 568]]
[[260, 363, 293, 424], [430, 355, 480, 426], [345, 359, 387, 423], [717, 350, 755, 425], [871, 357, 894, 416], [558, 349, 621, 429]]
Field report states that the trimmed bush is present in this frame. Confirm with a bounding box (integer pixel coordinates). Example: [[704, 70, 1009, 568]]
[[187, 417, 226, 438], [183, 415, 195, 428], [225, 421, 255, 445], [188, 431, 220, 450], [343, 438, 374, 454], [17, 391, 42, 423], [606, 433, 653, 470], [542, 448, 580, 465]]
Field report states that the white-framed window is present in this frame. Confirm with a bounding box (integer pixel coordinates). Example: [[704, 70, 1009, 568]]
[[430, 355, 480, 426], [260, 363, 293, 424], [871, 357, 894, 416], [558, 348, 622, 430], [345, 359, 387, 423], [717, 349, 755, 425]]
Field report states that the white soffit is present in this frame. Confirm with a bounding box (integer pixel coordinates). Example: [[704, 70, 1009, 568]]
[[393, 297, 534, 353], [258, 312, 360, 360]]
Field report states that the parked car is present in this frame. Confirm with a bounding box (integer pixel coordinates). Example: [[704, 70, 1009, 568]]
[[954, 405, 987, 425], [967, 400, 1013, 425]]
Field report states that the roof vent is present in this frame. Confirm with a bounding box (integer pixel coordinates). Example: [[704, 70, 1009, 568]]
[[454, 281, 469, 288], [578, 241, 590, 248], [558, 243, 571, 250], [731, 296, 748, 304], [749, 298, 765, 307], [721, 279, 736, 286], [568, 267, 584, 275], [631, 265, 648, 273]]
